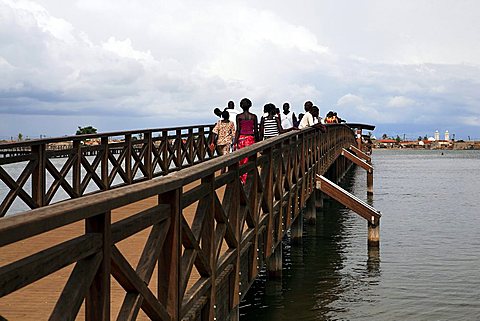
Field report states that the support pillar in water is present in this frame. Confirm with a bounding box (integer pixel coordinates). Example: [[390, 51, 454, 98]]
[[367, 170, 374, 195], [368, 220, 380, 248], [315, 189, 323, 209], [305, 192, 316, 224], [291, 210, 303, 243], [267, 242, 282, 278]]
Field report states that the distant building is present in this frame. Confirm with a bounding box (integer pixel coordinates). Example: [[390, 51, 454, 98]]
[[375, 139, 397, 148], [434, 130, 440, 141], [445, 130, 450, 141]]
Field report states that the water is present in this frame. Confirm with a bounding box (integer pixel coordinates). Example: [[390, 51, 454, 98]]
[[240, 149, 480, 321]]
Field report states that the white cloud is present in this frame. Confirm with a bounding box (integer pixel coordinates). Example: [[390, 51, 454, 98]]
[[1, 0, 480, 139], [102, 37, 154, 62], [387, 96, 416, 108], [337, 94, 363, 107]]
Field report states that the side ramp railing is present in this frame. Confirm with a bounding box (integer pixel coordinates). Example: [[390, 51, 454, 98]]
[[316, 142, 381, 247]]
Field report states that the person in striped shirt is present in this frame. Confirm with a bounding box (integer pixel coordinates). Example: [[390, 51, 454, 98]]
[[260, 103, 296, 140]]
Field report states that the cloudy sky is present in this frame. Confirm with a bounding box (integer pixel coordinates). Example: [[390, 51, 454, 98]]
[[1, 0, 479, 140]]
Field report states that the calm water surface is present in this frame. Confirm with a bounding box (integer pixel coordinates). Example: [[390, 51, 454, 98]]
[[240, 149, 480, 321]]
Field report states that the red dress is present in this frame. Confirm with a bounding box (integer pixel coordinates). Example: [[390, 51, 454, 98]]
[[237, 119, 256, 184]]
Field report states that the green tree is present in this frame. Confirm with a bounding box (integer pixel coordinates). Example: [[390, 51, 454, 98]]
[[76, 126, 98, 135], [17, 133, 23, 141], [381, 133, 388, 139], [395, 135, 401, 143], [418, 136, 422, 141]]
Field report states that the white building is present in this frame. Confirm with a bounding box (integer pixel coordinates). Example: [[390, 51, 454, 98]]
[[434, 130, 440, 141], [445, 130, 450, 141]]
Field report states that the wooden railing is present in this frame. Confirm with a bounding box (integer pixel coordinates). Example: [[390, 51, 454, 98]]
[[0, 124, 355, 321], [0, 125, 216, 217]]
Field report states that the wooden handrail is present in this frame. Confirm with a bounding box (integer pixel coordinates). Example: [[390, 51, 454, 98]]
[[0, 123, 365, 217], [0, 124, 215, 148], [316, 175, 381, 224]]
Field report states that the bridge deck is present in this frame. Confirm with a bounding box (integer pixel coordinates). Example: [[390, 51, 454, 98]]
[[0, 180, 215, 321]]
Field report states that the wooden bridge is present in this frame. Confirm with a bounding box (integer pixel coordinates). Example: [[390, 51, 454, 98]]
[[0, 123, 379, 321]]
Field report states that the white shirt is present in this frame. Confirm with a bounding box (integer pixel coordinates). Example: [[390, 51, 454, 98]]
[[281, 111, 294, 129], [226, 108, 242, 130], [298, 112, 314, 129]]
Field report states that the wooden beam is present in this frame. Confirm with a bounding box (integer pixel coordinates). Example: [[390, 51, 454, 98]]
[[349, 145, 371, 164], [111, 204, 170, 243], [111, 246, 171, 321], [49, 252, 102, 321], [117, 221, 171, 321], [341, 148, 372, 172], [85, 211, 111, 321], [316, 175, 381, 225], [158, 189, 181, 320], [0, 234, 102, 298]]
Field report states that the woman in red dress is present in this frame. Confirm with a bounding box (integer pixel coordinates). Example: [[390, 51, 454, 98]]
[[235, 98, 259, 184]]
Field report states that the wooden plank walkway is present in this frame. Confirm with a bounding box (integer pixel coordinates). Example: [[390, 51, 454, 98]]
[[0, 179, 216, 321]]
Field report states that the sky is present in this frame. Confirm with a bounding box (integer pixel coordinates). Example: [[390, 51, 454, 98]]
[[1, 0, 480, 140]]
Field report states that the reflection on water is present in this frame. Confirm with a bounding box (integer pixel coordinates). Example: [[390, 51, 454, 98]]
[[241, 150, 480, 321], [240, 171, 379, 321]]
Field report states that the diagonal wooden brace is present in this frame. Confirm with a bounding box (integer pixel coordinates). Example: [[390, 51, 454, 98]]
[[316, 175, 381, 248]]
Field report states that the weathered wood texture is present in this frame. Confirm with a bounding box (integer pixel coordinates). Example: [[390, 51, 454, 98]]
[[0, 124, 356, 321], [348, 145, 371, 164], [0, 125, 217, 217], [316, 175, 381, 225]]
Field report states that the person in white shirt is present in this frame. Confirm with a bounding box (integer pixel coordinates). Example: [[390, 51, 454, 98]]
[[280, 102, 297, 129], [311, 106, 323, 124], [298, 101, 315, 129], [225, 100, 241, 129], [299, 102, 326, 133]]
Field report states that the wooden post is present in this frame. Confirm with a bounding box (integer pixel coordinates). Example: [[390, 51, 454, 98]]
[[267, 242, 282, 278], [176, 130, 182, 168], [356, 129, 362, 151], [304, 191, 316, 225], [162, 130, 168, 172], [265, 148, 274, 258], [228, 163, 241, 309], [144, 131, 153, 179], [125, 134, 132, 184], [367, 169, 374, 195], [315, 189, 323, 209], [101, 137, 109, 190], [85, 211, 111, 321], [198, 127, 205, 161], [31, 144, 46, 208], [246, 154, 259, 281], [72, 140, 81, 197], [158, 189, 181, 320], [202, 174, 216, 321], [291, 209, 303, 243], [188, 128, 194, 165], [368, 220, 380, 248]]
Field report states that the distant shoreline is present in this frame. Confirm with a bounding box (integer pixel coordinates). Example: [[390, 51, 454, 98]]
[[373, 146, 480, 151]]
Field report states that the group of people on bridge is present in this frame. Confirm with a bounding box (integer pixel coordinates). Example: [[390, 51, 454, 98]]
[[209, 98, 344, 181]]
